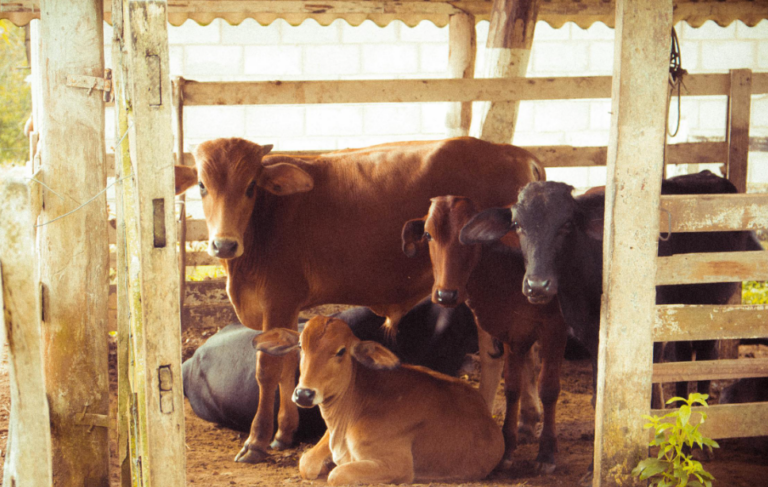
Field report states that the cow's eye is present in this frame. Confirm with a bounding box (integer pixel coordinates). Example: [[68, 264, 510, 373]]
[[198, 181, 208, 196], [423, 232, 432, 242], [336, 347, 346, 357], [511, 221, 520, 232], [246, 181, 256, 198]]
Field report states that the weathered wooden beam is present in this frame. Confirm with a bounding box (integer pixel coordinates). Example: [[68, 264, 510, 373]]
[[660, 193, 768, 232], [445, 12, 475, 137], [37, 0, 110, 483], [726, 69, 752, 193], [175, 77, 188, 312], [656, 250, 768, 285], [0, 173, 53, 487], [651, 403, 768, 440], [593, 1, 672, 486], [119, 0, 187, 485], [478, 0, 540, 144], [179, 73, 768, 106], [655, 304, 768, 342], [652, 358, 768, 383]]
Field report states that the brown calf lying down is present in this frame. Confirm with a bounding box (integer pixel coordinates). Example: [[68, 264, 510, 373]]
[[255, 316, 504, 485]]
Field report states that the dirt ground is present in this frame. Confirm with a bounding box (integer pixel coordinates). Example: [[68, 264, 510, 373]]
[[0, 332, 766, 487]]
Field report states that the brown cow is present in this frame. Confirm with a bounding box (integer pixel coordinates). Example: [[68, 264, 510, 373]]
[[254, 316, 504, 485], [174, 137, 542, 463], [401, 195, 568, 473]]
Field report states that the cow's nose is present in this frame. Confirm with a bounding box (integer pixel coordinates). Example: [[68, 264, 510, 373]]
[[523, 276, 556, 303], [210, 238, 238, 258], [293, 388, 316, 408], [435, 289, 458, 306]]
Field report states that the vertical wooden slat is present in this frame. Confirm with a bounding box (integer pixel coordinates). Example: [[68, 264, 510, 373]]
[[593, 1, 673, 486], [174, 77, 188, 311], [478, 0, 540, 143], [111, 0, 135, 485], [726, 69, 752, 193], [37, 1, 110, 484], [0, 173, 53, 487], [119, 1, 187, 485], [446, 12, 475, 137]]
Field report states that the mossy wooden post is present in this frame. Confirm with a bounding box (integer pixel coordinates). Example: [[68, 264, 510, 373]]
[[0, 172, 53, 487], [593, 1, 672, 486], [446, 12, 475, 137], [478, 0, 540, 143], [114, 0, 187, 485], [37, 1, 111, 485], [111, 1, 135, 485]]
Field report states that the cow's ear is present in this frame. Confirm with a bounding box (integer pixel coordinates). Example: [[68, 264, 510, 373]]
[[459, 207, 513, 245], [350, 341, 400, 370], [584, 218, 604, 241], [401, 218, 426, 258], [175, 165, 198, 195], [253, 329, 300, 356], [260, 144, 273, 157], [257, 162, 314, 196]]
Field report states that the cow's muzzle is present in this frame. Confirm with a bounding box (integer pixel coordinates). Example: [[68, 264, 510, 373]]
[[209, 237, 242, 259], [434, 288, 459, 307], [523, 275, 557, 304], [293, 388, 317, 408]]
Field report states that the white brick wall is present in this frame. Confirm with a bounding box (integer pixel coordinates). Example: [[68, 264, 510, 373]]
[[103, 18, 768, 190]]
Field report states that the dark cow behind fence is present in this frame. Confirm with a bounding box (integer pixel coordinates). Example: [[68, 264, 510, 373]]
[[402, 196, 568, 473], [182, 299, 480, 435], [254, 316, 504, 485], [461, 170, 763, 410], [174, 137, 542, 463]]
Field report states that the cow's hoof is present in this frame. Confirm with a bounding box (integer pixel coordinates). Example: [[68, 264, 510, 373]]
[[270, 438, 291, 450], [234, 445, 268, 464], [535, 461, 556, 474]]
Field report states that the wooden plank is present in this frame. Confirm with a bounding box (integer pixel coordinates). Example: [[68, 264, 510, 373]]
[[650, 403, 768, 440], [726, 69, 752, 193], [652, 358, 768, 383], [445, 12, 475, 137], [660, 193, 768, 233], [0, 173, 53, 487], [180, 73, 768, 107], [175, 77, 188, 311], [656, 251, 768, 285], [477, 0, 539, 144], [36, 0, 110, 483], [593, 1, 672, 485], [655, 304, 768, 342], [121, 0, 187, 485], [182, 76, 613, 105]]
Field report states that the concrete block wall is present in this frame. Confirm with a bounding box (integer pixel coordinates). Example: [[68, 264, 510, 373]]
[[103, 18, 768, 193]]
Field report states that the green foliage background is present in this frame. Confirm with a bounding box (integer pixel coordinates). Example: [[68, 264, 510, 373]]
[[0, 20, 31, 165]]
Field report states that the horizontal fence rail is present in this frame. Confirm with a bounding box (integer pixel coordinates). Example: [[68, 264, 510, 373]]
[[655, 304, 768, 342], [660, 193, 768, 232], [650, 403, 768, 440], [652, 358, 768, 383], [656, 250, 768, 285], [178, 73, 768, 106]]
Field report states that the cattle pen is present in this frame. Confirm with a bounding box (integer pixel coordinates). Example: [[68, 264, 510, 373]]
[[1, 1, 768, 486]]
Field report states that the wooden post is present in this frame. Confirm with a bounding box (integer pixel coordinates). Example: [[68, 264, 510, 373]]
[[726, 69, 752, 193], [0, 172, 53, 487], [111, 1, 135, 485], [593, 1, 672, 486], [477, 0, 540, 143], [37, 1, 110, 485], [114, 0, 187, 485], [446, 12, 475, 137]]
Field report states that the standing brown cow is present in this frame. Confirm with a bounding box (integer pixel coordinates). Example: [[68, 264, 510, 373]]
[[174, 137, 542, 463]]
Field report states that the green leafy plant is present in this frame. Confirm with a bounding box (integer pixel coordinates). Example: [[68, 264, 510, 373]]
[[632, 393, 719, 487]]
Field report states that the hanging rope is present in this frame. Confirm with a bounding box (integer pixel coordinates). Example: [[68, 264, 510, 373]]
[[667, 27, 686, 138]]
